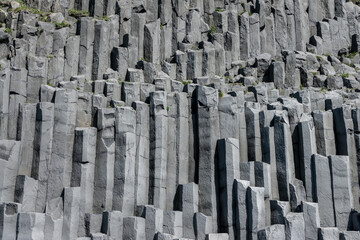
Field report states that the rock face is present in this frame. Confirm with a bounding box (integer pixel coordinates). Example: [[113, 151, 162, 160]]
[[1, 0, 360, 239]]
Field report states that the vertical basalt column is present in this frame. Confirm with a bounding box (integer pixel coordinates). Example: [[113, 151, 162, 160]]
[[0, 202, 21, 239], [196, 86, 219, 231], [218, 95, 239, 139], [32, 102, 54, 212], [329, 155, 353, 230], [217, 138, 240, 240], [332, 106, 359, 210], [18, 103, 36, 176], [149, 91, 168, 209], [62, 187, 81, 240], [78, 17, 95, 81], [71, 127, 97, 237], [92, 20, 110, 80], [301, 201, 320, 240], [298, 114, 317, 202], [64, 36, 80, 82], [174, 182, 198, 239], [113, 107, 137, 216], [47, 89, 77, 202], [247, 186, 265, 240], [93, 108, 115, 213], [17, 213, 45, 240], [132, 101, 150, 207], [234, 179, 250, 240], [239, 12, 250, 60], [274, 111, 295, 201], [245, 102, 262, 162], [312, 110, 336, 156], [144, 19, 161, 64], [311, 154, 335, 227]]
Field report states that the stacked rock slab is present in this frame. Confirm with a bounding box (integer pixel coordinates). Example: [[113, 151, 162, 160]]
[[1, 0, 360, 239]]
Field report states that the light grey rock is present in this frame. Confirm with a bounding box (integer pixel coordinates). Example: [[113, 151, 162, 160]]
[[312, 154, 335, 227], [318, 227, 339, 240], [257, 224, 285, 240], [123, 217, 146, 240], [301, 201, 320, 240]]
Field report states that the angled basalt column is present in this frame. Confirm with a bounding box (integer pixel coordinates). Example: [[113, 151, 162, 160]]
[[144, 19, 160, 64], [14, 175, 38, 212], [93, 108, 115, 213], [64, 35, 80, 82], [289, 179, 306, 211], [113, 107, 136, 215], [136, 205, 163, 240], [249, 13, 260, 58], [163, 210, 183, 238], [234, 179, 249, 240], [132, 101, 150, 206], [217, 138, 240, 239], [149, 91, 168, 209], [312, 110, 336, 156], [101, 211, 123, 239], [71, 127, 97, 237], [329, 156, 353, 230], [219, 95, 239, 139], [239, 12, 250, 60], [274, 111, 295, 201], [274, 7, 287, 56], [78, 17, 95, 81], [311, 154, 335, 227], [62, 187, 80, 240], [332, 106, 359, 209], [298, 114, 317, 202], [31, 103, 54, 212], [196, 86, 219, 231], [247, 186, 265, 240], [284, 213, 305, 240], [92, 20, 110, 80], [18, 103, 36, 176], [245, 102, 262, 162], [187, 50, 203, 80], [123, 216, 146, 240], [301, 201, 320, 240], [257, 224, 285, 240], [17, 212, 45, 240], [174, 183, 198, 239], [27, 55, 48, 103], [47, 89, 77, 202], [0, 202, 21, 239]]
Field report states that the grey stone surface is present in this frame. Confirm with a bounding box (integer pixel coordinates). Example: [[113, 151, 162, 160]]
[[1, 1, 360, 239]]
